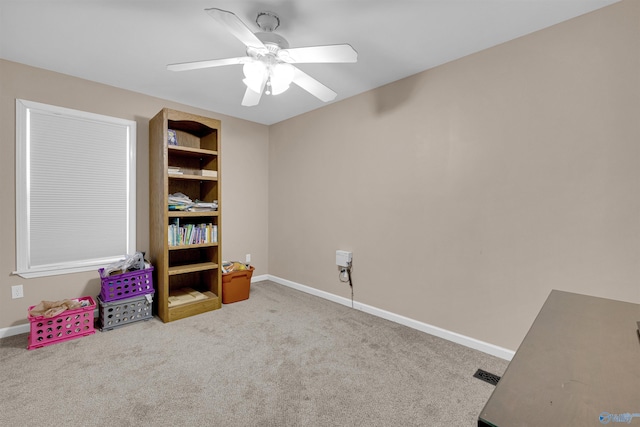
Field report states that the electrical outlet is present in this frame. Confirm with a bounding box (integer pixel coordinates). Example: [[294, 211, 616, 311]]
[[11, 285, 24, 299], [336, 250, 352, 267], [245, 254, 251, 264]]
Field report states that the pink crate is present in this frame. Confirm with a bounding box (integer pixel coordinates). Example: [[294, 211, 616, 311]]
[[27, 296, 96, 350], [99, 267, 154, 302]]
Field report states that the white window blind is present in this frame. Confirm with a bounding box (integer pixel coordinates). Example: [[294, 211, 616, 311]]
[[15, 99, 136, 278]]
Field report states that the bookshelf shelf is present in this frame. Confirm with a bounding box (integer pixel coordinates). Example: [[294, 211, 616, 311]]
[[165, 291, 218, 322], [149, 108, 222, 322], [168, 173, 218, 181], [169, 211, 219, 218], [168, 145, 218, 157], [168, 242, 219, 251], [168, 262, 219, 276]]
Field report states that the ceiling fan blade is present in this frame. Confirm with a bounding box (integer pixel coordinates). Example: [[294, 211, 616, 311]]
[[291, 67, 337, 102], [242, 87, 263, 107], [205, 8, 267, 52], [280, 44, 358, 64], [167, 57, 251, 72], [241, 72, 268, 107]]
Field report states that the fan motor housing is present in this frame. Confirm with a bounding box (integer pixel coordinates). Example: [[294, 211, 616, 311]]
[[255, 32, 289, 50]]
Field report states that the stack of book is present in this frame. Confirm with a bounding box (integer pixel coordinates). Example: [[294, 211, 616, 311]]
[[190, 201, 218, 211], [168, 192, 192, 211], [168, 219, 217, 246], [167, 193, 218, 212], [167, 288, 207, 307]]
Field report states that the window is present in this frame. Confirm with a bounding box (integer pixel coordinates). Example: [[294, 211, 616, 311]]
[[15, 99, 136, 278]]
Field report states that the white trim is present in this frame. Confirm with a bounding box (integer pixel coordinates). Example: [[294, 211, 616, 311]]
[[264, 275, 515, 361], [265, 275, 351, 306], [14, 99, 137, 278], [251, 274, 270, 283], [0, 323, 30, 339]]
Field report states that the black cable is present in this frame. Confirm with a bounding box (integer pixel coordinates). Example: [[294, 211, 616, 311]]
[[338, 263, 354, 308], [347, 265, 353, 308]]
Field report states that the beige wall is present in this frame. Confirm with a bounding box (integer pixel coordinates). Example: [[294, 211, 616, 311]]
[[268, 0, 640, 351], [0, 59, 269, 330], [2, 1, 638, 352]]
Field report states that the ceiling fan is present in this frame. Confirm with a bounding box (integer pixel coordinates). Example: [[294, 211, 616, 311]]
[[167, 8, 357, 107]]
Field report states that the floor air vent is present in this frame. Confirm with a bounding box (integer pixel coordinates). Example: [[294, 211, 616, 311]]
[[473, 369, 501, 386]]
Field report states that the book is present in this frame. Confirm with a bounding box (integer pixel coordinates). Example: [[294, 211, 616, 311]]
[[168, 221, 215, 246], [188, 201, 218, 212], [167, 129, 178, 146], [200, 170, 217, 178], [167, 287, 207, 307]]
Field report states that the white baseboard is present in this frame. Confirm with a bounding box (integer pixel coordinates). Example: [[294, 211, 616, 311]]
[[251, 274, 269, 283], [265, 275, 515, 361], [0, 323, 30, 339]]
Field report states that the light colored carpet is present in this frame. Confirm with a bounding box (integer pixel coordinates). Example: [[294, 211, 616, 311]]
[[0, 280, 507, 426]]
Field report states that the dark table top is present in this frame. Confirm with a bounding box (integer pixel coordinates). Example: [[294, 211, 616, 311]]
[[479, 290, 640, 426]]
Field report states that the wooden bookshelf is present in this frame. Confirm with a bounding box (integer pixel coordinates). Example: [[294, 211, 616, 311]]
[[149, 108, 222, 322]]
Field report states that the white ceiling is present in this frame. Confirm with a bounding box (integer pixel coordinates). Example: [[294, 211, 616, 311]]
[[0, 0, 620, 125]]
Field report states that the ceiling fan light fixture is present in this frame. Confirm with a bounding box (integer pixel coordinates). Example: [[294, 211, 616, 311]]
[[269, 62, 294, 95], [242, 61, 266, 92]]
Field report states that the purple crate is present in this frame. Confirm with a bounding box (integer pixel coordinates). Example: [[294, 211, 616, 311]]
[[99, 267, 154, 302]]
